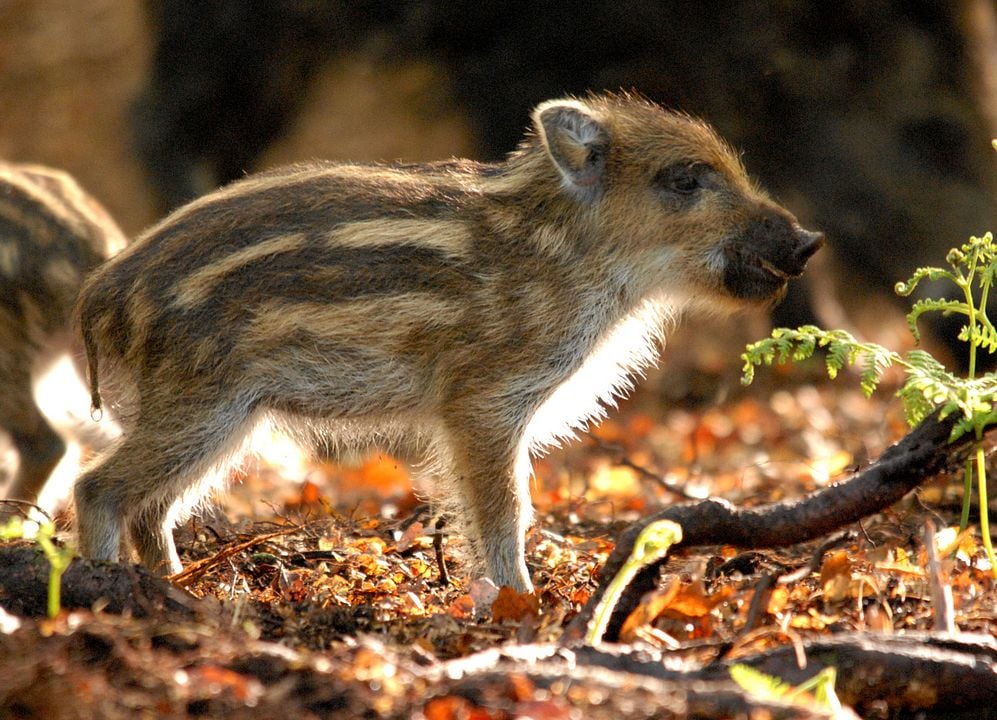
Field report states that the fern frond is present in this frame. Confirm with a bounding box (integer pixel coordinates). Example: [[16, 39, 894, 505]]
[[906, 298, 969, 342], [959, 322, 997, 353], [859, 346, 895, 397], [825, 342, 848, 379], [895, 266, 957, 297]]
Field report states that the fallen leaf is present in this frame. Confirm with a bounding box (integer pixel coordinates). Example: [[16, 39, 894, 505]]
[[821, 549, 856, 602], [422, 696, 495, 720], [618, 575, 681, 641], [667, 579, 732, 617], [628, 413, 655, 438], [491, 586, 539, 623], [586, 463, 639, 498], [190, 665, 259, 703], [505, 673, 535, 702], [766, 585, 790, 615], [469, 577, 500, 608], [447, 594, 475, 620], [396, 520, 426, 552]]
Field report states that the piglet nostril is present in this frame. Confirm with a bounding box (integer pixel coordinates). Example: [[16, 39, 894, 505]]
[[794, 228, 824, 264]]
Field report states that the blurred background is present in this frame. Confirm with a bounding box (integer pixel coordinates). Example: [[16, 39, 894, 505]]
[[2, 0, 996, 369]]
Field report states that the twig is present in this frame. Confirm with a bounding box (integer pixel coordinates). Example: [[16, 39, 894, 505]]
[[587, 435, 702, 500], [433, 516, 450, 586], [735, 532, 855, 643], [0, 499, 52, 523], [169, 527, 300, 586], [923, 518, 956, 634]]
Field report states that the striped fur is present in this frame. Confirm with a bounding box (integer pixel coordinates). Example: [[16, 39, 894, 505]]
[[0, 163, 126, 505], [74, 93, 822, 591]]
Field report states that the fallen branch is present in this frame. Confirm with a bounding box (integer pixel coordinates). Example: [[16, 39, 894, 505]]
[[428, 641, 851, 719], [433, 632, 997, 718], [568, 410, 988, 643]]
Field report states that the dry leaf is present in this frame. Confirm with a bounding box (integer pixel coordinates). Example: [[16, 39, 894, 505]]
[[505, 673, 535, 702], [514, 699, 573, 720], [766, 585, 790, 615], [618, 575, 681, 641], [396, 520, 425, 552], [469, 578, 500, 608], [422, 696, 495, 720], [821, 549, 855, 602], [447, 594, 475, 620], [667, 579, 732, 617], [491, 586, 539, 623]]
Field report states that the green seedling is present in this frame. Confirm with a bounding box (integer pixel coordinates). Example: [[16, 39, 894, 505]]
[[730, 664, 844, 717], [1, 515, 75, 618], [585, 519, 683, 644]]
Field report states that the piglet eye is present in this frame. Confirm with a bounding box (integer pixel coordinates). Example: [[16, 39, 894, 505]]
[[670, 172, 700, 194], [656, 163, 707, 197]]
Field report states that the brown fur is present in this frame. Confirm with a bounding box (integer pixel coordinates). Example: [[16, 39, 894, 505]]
[[74, 94, 821, 591], [0, 163, 126, 506]]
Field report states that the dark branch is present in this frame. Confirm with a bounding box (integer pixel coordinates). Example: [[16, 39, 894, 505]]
[[568, 411, 982, 642]]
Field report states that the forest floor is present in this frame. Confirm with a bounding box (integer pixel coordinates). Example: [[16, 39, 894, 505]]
[[0, 346, 995, 719]]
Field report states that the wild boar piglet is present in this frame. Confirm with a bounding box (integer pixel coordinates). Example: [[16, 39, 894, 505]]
[[74, 93, 822, 592], [0, 163, 125, 509]]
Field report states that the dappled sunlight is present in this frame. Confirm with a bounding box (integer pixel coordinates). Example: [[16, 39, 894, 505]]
[[248, 425, 312, 484], [28, 356, 118, 515]]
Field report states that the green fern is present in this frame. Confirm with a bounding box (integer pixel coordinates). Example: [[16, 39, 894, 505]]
[[743, 232, 997, 577]]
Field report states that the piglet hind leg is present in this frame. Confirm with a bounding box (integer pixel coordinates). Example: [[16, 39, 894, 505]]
[[74, 436, 136, 566], [75, 399, 255, 574]]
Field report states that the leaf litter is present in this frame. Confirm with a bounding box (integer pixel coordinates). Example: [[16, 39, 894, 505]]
[[1, 359, 996, 717]]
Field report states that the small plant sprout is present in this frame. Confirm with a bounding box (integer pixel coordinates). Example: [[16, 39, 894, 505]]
[[730, 664, 844, 717], [585, 519, 683, 644], [0, 515, 75, 618], [742, 232, 997, 576]]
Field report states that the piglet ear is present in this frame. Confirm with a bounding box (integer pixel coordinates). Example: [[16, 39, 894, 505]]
[[534, 99, 609, 203]]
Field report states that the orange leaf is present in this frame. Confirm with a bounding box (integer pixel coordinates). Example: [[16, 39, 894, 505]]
[[590, 419, 624, 443], [569, 587, 591, 607], [284, 479, 325, 509], [618, 576, 681, 641], [667, 580, 732, 617], [447, 594, 475, 620], [423, 696, 495, 720], [491, 586, 539, 623], [514, 699, 573, 720], [423, 696, 469, 720], [505, 673, 536, 702], [627, 414, 656, 438], [279, 571, 310, 602], [191, 665, 255, 702], [351, 537, 386, 555], [300, 480, 322, 504], [396, 521, 425, 552]]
